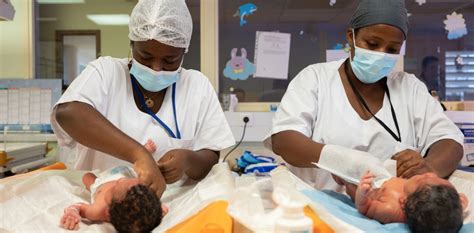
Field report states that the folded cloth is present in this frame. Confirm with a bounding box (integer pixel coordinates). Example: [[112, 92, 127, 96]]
[[236, 151, 277, 174], [316, 145, 394, 188], [244, 163, 278, 174]]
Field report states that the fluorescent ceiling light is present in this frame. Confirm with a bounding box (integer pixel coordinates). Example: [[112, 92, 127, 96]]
[[87, 14, 130, 25], [37, 0, 85, 4]]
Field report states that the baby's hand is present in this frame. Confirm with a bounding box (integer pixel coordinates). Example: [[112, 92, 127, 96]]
[[60, 205, 81, 230], [356, 171, 375, 199]]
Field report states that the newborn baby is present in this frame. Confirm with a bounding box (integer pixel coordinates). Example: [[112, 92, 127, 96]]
[[60, 140, 168, 232], [338, 171, 468, 233]]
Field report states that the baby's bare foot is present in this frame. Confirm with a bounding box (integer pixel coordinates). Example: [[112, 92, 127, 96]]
[[162, 204, 169, 217], [144, 139, 157, 153], [82, 173, 97, 191]]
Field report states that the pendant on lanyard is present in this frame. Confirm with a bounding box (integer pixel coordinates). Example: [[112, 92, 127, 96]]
[[344, 60, 401, 142], [130, 75, 181, 139]]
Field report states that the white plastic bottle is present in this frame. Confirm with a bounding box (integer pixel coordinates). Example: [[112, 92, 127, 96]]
[[273, 188, 313, 233], [274, 204, 313, 233]]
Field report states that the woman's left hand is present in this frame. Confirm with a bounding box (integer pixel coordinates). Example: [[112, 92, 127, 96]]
[[392, 149, 434, 178], [157, 149, 193, 184]]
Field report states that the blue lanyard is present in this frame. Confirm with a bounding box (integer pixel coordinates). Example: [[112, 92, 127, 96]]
[[130, 75, 181, 139]]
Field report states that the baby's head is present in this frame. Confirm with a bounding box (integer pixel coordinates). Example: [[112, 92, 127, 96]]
[[108, 179, 163, 233], [402, 173, 468, 233]]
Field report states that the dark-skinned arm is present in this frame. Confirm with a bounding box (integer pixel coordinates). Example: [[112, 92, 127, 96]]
[[425, 139, 463, 178], [185, 149, 219, 180], [393, 139, 463, 179], [405, 79, 464, 179], [157, 148, 219, 183], [271, 130, 324, 167], [55, 101, 166, 196]]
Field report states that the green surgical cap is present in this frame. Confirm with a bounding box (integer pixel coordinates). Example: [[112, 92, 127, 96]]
[[350, 0, 409, 38]]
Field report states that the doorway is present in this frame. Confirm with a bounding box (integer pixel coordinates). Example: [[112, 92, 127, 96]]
[[56, 30, 100, 89]]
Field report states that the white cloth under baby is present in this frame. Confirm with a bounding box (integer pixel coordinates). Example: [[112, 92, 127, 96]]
[[315, 145, 396, 188], [89, 166, 137, 203]]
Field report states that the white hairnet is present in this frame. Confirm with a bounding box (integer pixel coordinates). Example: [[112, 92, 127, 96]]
[[129, 0, 193, 51]]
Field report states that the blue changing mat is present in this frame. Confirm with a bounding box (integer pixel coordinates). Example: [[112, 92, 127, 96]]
[[302, 189, 474, 233]]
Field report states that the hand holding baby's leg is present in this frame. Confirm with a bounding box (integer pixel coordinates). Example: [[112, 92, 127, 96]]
[[60, 205, 82, 230]]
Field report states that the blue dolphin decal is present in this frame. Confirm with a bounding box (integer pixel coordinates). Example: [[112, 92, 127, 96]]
[[234, 3, 257, 26]]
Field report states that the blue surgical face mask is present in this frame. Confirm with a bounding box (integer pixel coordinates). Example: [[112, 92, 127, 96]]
[[130, 58, 182, 92], [350, 29, 400, 84]]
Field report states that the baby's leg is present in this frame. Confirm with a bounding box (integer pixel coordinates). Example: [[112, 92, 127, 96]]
[[144, 139, 157, 153], [82, 173, 97, 191]]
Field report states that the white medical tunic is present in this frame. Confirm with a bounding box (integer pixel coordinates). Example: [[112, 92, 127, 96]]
[[264, 59, 464, 191], [52, 56, 235, 171]]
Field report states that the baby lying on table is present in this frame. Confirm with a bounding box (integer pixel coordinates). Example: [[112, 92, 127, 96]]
[[335, 171, 468, 233], [60, 140, 168, 232]]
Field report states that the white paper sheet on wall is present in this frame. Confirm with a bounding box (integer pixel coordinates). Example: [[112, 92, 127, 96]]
[[40, 89, 52, 124], [7, 89, 19, 124], [0, 79, 60, 128], [29, 88, 41, 125], [19, 88, 30, 125], [253, 31, 291, 80], [0, 89, 8, 124], [1, 88, 52, 126]]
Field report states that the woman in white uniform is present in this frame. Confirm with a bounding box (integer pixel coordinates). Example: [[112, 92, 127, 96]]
[[51, 0, 235, 197], [265, 0, 464, 191]]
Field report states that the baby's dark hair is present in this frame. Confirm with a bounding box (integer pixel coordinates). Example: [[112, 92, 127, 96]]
[[404, 184, 463, 233], [109, 184, 162, 233]]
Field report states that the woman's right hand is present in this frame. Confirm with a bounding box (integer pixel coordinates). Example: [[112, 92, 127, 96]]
[[55, 103, 167, 196], [133, 149, 166, 197], [392, 149, 433, 178]]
